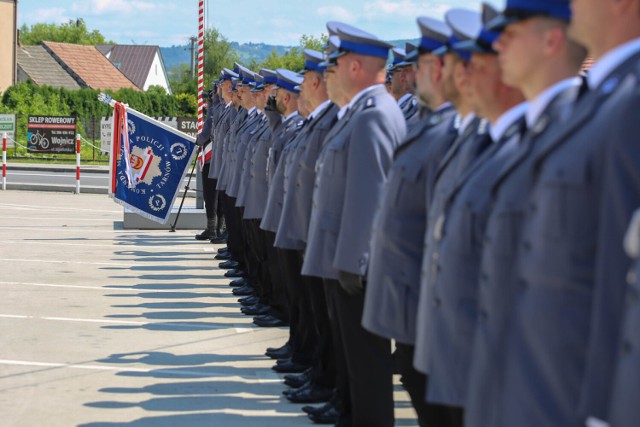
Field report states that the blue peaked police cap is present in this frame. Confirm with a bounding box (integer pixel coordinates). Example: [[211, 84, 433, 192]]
[[455, 3, 501, 54], [487, 0, 571, 31], [301, 49, 327, 74], [387, 47, 407, 71], [259, 68, 278, 85], [398, 42, 418, 65], [331, 22, 393, 60], [406, 16, 450, 63], [273, 68, 303, 93], [434, 9, 482, 62], [320, 35, 341, 68], [221, 68, 239, 81]]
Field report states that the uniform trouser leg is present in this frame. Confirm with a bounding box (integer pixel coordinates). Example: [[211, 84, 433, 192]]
[[303, 261, 336, 389], [279, 248, 316, 366], [221, 193, 238, 255], [240, 215, 261, 288], [225, 196, 243, 265], [201, 164, 218, 220], [215, 187, 225, 229], [334, 280, 394, 427], [235, 206, 250, 272], [323, 279, 352, 424], [395, 343, 451, 427], [249, 220, 272, 304], [263, 231, 289, 321]]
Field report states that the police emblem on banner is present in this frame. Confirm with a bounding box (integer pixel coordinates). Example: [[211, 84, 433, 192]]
[[109, 103, 196, 224]]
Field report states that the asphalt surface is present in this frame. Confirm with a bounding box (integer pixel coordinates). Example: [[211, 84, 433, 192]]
[[0, 191, 418, 426]]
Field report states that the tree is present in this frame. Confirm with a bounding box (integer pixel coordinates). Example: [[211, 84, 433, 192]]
[[258, 34, 328, 71], [169, 27, 239, 95], [19, 19, 112, 46]]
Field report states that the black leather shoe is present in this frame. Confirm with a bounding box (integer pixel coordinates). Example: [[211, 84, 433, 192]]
[[239, 295, 259, 305], [254, 315, 289, 328], [219, 260, 239, 270], [217, 247, 229, 254], [272, 360, 309, 373], [266, 346, 292, 360], [210, 232, 227, 244], [195, 229, 215, 240], [241, 304, 271, 315], [283, 382, 308, 396], [224, 268, 245, 278], [229, 277, 248, 287], [309, 405, 339, 424], [232, 285, 255, 296], [287, 385, 333, 403], [215, 252, 231, 260], [266, 342, 290, 354], [284, 368, 313, 388], [302, 401, 333, 415]]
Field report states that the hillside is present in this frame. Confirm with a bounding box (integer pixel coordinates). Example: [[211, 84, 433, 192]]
[[161, 39, 415, 71]]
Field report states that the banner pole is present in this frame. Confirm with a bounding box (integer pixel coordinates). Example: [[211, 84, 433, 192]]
[[170, 0, 205, 232], [75, 134, 81, 194], [2, 132, 6, 191]]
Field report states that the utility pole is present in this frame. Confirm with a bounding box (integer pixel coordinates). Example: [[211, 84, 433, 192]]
[[189, 36, 197, 80]]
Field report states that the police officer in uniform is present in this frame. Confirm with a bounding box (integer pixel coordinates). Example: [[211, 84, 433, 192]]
[[361, 15, 458, 426], [481, 0, 640, 424], [415, 5, 529, 426], [464, 2, 588, 426], [302, 22, 406, 427]]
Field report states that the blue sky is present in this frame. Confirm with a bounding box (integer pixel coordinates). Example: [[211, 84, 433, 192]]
[[18, 0, 502, 47]]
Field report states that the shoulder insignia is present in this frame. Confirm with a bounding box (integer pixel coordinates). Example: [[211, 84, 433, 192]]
[[364, 96, 376, 109]]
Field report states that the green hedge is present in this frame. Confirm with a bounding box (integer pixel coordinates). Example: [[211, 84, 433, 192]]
[[0, 82, 197, 148]]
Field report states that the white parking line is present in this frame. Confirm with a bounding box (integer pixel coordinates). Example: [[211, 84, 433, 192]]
[[0, 258, 133, 267], [0, 281, 211, 292], [0, 313, 239, 330]]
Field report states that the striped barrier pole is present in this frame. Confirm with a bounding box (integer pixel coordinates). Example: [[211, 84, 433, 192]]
[[2, 132, 6, 191], [75, 134, 81, 194], [197, 0, 205, 135]]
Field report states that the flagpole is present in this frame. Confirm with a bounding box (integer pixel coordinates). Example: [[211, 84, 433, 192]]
[[170, 0, 205, 232]]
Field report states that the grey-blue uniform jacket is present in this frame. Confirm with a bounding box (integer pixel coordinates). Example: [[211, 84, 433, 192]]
[[280, 103, 339, 246], [413, 116, 491, 375], [302, 85, 406, 280], [216, 107, 247, 192], [465, 84, 582, 427], [260, 115, 305, 233], [227, 110, 263, 199], [242, 121, 275, 220], [496, 50, 640, 427], [610, 209, 640, 427], [362, 105, 457, 344], [236, 117, 270, 208], [273, 126, 311, 249], [420, 111, 526, 408], [209, 104, 235, 180]]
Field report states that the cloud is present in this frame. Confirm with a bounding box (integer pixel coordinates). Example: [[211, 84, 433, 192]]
[[363, 0, 449, 19], [29, 8, 72, 24], [71, 0, 159, 15], [316, 6, 356, 23]]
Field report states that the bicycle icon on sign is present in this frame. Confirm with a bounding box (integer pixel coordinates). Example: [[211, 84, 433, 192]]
[[29, 130, 50, 150]]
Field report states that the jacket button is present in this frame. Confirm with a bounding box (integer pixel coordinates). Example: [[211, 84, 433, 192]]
[[522, 241, 532, 251], [519, 278, 528, 288], [623, 340, 633, 354], [433, 297, 441, 308]]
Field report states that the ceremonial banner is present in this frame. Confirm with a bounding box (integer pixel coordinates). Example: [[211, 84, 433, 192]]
[[106, 98, 196, 224]]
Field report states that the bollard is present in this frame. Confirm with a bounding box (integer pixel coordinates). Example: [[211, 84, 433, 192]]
[[2, 132, 6, 191], [76, 134, 81, 194]]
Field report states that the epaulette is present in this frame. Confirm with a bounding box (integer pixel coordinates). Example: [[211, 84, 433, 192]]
[[478, 118, 490, 135], [364, 96, 376, 109]]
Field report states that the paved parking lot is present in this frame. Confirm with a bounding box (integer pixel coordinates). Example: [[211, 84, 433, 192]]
[[0, 191, 418, 426]]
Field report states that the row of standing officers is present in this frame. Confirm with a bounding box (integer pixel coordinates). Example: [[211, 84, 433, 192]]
[[194, 0, 640, 425]]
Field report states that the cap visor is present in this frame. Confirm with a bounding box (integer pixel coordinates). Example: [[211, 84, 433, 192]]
[[486, 14, 519, 32]]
